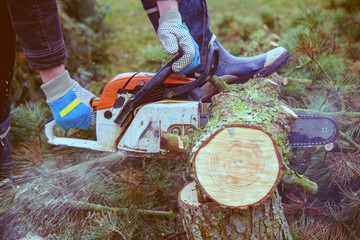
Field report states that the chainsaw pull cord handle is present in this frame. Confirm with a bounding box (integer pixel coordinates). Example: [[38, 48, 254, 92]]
[[114, 51, 184, 127], [163, 43, 219, 99]]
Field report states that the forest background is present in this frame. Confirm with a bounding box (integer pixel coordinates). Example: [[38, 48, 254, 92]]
[[2, 0, 360, 239]]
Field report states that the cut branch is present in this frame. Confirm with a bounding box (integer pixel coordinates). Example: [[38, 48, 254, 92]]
[[293, 108, 360, 117], [64, 200, 179, 219], [281, 167, 318, 194], [340, 131, 360, 151]]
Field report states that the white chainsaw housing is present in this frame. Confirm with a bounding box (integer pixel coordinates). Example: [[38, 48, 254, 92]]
[[118, 100, 201, 153], [45, 98, 202, 153]]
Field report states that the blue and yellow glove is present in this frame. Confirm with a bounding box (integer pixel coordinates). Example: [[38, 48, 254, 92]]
[[41, 71, 95, 130], [157, 11, 200, 74]]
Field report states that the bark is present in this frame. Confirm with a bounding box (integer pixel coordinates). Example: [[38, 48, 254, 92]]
[[179, 181, 292, 240]]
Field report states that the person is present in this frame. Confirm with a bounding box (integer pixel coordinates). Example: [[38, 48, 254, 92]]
[[0, 0, 289, 180], [142, 0, 289, 83]]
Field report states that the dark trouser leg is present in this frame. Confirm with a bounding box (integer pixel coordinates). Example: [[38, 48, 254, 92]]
[[0, 1, 16, 181], [140, 0, 289, 83]]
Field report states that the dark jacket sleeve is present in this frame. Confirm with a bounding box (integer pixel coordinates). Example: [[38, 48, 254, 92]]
[[7, 0, 67, 70]]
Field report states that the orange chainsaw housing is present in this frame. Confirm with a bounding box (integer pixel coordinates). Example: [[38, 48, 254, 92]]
[[91, 72, 195, 110]]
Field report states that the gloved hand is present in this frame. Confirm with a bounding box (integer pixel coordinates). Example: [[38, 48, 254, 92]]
[[41, 70, 96, 130], [157, 10, 200, 74]]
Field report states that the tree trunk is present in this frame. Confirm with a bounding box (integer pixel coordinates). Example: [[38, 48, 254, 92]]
[[178, 75, 301, 239], [179, 181, 292, 240]]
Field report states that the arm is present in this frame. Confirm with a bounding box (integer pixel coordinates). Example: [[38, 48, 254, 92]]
[[155, 0, 200, 74], [40, 65, 66, 84], [7, 0, 95, 130], [157, 0, 178, 16]]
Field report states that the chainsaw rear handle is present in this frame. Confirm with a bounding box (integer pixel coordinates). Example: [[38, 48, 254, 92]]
[[132, 51, 183, 107], [163, 43, 219, 99], [114, 51, 183, 127]]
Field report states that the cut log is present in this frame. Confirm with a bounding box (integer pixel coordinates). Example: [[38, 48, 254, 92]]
[[178, 75, 314, 239], [193, 125, 282, 208], [179, 181, 292, 239]]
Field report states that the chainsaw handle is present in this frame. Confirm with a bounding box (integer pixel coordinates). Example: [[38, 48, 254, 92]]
[[45, 117, 57, 140], [114, 51, 183, 126], [163, 44, 219, 99], [45, 118, 104, 151], [132, 51, 183, 107]]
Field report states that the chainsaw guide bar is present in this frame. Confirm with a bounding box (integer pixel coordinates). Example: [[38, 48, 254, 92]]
[[289, 113, 340, 147]]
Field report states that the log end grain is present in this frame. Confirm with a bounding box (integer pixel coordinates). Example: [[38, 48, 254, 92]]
[[192, 125, 282, 209]]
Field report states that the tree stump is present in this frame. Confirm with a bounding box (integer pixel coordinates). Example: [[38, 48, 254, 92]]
[[178, 76, 301, 239], [179, 181, 291, 239]]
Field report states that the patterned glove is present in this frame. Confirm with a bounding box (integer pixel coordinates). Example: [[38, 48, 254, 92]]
[[41, 71, 96, 130], [157, 11, 200, 74]]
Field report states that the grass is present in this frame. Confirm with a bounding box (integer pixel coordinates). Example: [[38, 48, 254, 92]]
[[102, 0, 158, 77], [102, 0, 320, 79]]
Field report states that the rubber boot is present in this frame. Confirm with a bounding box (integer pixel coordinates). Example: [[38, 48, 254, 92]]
[[214, 39, 289, 83], [0, 116, 12, 181], [141, 0, 289, 83]]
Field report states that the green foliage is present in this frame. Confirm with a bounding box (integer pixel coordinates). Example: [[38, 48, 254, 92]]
[[332, 8, 360, 59], [11, 58, 41, 104], [328, 0, 360, 12], [279, 4, 360, 237], [1, 153, 187, 239], [138, 45, 169, 67], [58, 0, 111, 85], [214, 14, 259, 42], [82, 211, 138, 240], [259, 6, 278, 30], [282, 24, 327, 58], [292, 6, 325, 29], [10, 102, 50, 148]]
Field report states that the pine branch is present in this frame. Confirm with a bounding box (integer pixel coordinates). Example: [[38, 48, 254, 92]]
[[340, 131, 360, 151], [308, 55, 333, 84], [286, 59, 312, 76], [292, 108, 360, 117], [281, 167, 318, 195], [64, 200, 180, 219], [307, 54, 346, 112], [345, 161, 360, 179]]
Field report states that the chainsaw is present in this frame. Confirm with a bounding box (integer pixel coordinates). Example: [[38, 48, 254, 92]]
[[45, 44, 340, 156]]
